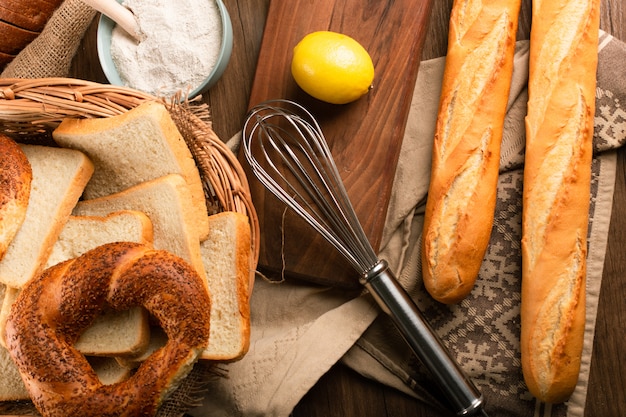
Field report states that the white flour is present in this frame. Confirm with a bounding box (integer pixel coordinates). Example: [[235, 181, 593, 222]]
[[110, 0, 222, 97]]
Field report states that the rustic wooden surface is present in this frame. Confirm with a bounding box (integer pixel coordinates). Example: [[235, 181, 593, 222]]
[[70, 0, 625, 415], [241, 0, 433, 288]]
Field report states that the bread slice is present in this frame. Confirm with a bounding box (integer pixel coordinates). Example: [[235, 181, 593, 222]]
[[0, 348, 134, 402], [52, 101, 210, 240], [0, 144, 94, 288], [75, 307, 150, 357], [0, 285, 18, 348], [72, 174, 206, 280], [0, 342, 29, 401], [41, 210, 154, 357], [87, 356, 133, 385], [1, 287, 149, 358], [45, 210, 154, 268], [199, 211, 251, 361], [116, 325, 168, 369]]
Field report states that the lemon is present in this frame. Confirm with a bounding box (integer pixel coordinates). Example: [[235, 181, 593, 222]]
[[291, 31, 374, 105]]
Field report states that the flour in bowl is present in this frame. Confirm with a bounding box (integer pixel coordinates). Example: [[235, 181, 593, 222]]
[[110, 0, 222, 97]]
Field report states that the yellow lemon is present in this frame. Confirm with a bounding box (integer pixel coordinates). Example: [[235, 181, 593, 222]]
[[291, 31, 374, 105]]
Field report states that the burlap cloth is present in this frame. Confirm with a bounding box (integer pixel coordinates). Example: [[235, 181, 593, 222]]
[[3, 2, 625, 416]]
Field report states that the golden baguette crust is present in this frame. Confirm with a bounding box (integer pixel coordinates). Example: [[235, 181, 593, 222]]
[[5, 242, 211, 417], [0, 134, 31, 262], [521, 0, 600, 404], [421, 0, 521, 304]]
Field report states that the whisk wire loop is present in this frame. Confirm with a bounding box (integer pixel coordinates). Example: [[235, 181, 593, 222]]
[[243, 100, 378, 272]]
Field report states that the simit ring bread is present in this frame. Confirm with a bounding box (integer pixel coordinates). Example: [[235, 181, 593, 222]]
[[0, 133, 32, 261], [5, 242, 211, 417]]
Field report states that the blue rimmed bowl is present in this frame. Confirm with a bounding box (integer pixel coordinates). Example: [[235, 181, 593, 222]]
[[96, 0, 233, 100]]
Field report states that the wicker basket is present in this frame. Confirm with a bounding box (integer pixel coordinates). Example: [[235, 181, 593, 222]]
[[0, 77, 259, 416], [0, 77, 259, 261]]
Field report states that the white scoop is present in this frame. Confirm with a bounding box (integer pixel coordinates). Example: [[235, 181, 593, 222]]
[[82, 0, 143, 41]]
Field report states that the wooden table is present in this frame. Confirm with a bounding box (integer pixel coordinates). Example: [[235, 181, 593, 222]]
[[70, 0, 625, 416]]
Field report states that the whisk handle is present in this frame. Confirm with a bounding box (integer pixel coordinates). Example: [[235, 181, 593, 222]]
[[361, 260, 486, 417]]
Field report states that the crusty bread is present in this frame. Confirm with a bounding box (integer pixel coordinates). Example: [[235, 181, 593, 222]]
[[45, 210, 154, 268], [199, 212, 251, 361], [0, 144, 94, 288], [0, 0, 64, 32], [72, 174, 206, 281], [0, 133, 31, 262], [0, 19, 39, 55], [0, 51, 16, 69], [421, 0, 521, 304], [520, 0, 599, 404], [53, 101, 210, 240]]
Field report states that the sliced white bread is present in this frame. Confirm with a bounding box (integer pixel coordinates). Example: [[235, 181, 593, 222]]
[[52, 101, 210, 240], [199, 211, 251, 361], [1, 211, 153, 355], [116, 325, 168, 369], [50, 212, 153, 357], [0, 342, 29, 401], [45, 210, 154, 268], [1, 287, 149, 357], [75, 307, 150, 357], [0, 144, 94, 288], [0, 285, 18, 348], [87, 356, 133, 385], [0, 347, 134, 401], [72, 174, 206, 281]]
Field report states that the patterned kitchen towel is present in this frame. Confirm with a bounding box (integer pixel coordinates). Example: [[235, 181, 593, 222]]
[[342, 31, 626, 417]]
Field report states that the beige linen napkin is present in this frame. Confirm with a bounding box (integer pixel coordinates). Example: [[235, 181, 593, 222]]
[[192, 32, 626, 417]]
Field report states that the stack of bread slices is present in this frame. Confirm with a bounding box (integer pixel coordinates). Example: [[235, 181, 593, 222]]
[[0, 101, 252, 401]]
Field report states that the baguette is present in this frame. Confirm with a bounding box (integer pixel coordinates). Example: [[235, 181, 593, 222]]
[[421, 0, 521, 304], [520, 0, 599, 403]]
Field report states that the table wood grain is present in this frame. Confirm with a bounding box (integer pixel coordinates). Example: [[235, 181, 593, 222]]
[[69, 0, 625, 416]]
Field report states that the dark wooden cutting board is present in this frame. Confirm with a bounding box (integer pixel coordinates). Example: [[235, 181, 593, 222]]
[[240, 0, 434, 288]]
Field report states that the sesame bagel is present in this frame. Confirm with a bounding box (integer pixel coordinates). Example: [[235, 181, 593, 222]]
[[5, 242, 211, 417], [0, 133, 32, 261]]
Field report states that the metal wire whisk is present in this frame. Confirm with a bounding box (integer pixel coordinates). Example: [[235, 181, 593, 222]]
[[242, 99, 488, 417]]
